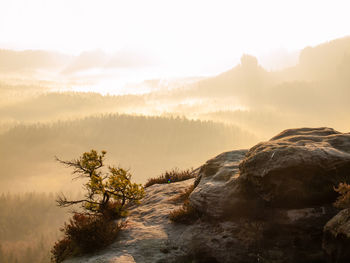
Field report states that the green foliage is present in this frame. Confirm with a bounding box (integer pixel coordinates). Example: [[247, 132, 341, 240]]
[[145, 168, 195, 188], [0, 114, 254, 193], [52, 150, 144, 262], [56, 149, 144, 217], [51, 213, 122, 263], [333, 182, 350, 209]]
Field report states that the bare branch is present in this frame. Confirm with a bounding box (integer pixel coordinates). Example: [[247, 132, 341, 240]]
[[56, 194, 100, 208], [55, 156, 90, 175]]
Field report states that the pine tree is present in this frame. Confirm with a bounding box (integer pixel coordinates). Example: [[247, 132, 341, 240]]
[[56, 149, 144, 218]]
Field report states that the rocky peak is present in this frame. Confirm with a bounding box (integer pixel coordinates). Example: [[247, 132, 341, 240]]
[[64, 127, 350, 263]]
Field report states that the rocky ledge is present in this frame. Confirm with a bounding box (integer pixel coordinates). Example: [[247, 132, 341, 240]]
[[65, 127, 350, 263]]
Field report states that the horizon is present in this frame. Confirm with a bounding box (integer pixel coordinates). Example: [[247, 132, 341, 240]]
[[1, 35, 349, 96], [1, 0, 350, 77], [1, 2, 350, 262]]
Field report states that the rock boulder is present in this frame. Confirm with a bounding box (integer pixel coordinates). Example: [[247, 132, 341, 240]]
[[239, 127, 350, 208], [63, 127, 350, 263], [191, 127, 350, 219], [323, 208, 350, 262], [188, 127, 350, 262]]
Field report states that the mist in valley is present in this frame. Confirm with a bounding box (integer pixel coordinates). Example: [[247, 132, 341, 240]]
[[1, 0, 350, 262], [1, 37, 350, 261]]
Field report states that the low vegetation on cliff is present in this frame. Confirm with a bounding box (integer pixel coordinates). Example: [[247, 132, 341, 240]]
[[51, 150, 144, 263], [144, 168, 195, 188], [169, 183, 201, 224]]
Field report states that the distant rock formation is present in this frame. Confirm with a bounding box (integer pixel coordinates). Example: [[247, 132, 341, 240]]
[[64, 127, 350, 263]]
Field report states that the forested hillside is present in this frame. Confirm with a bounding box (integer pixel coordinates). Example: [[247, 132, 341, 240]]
[[0, 193, 68, 263], [0, 114, 256, 192]]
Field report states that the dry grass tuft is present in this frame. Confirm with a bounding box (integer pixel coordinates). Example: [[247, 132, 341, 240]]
[[169, 200, 200, 224], [169, 184, 195, 204], [169, 182, 200, 224], [145, 168, 195, 188]]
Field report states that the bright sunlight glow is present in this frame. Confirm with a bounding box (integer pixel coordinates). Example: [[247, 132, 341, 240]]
[[1, 0, 350, 75]]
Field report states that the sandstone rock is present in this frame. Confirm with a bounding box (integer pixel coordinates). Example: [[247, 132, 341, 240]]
[[239, 127, 350, 208], [176, 205, 335, 263], [191, 128, 350, 219], [63, 179, 195, 263], [323, 208, 350, 262], [64, 127, 350, 263], [189, 150, 250, 219], [188, 127, 350, 262]]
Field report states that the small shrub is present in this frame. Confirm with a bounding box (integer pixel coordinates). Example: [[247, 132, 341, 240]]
[[169, 182, 200, 224], [169, 184, 195, 203], [334, 182, 350, 209], [56, 150, 144, 216], [101, 200, 128, 220], [169, 200, 200, 224], [51, 213, 122, 263], [145, 168, 194, 187], [51, 237, 72, 263], [52, 150, 143, 262]]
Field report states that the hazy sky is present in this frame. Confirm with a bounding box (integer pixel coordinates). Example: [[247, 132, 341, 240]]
[[1, 0, 349, 74]]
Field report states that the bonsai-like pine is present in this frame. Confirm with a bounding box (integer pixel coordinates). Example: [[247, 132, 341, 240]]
[[56, 149, 145, 218], [52, 150, 145, 262]]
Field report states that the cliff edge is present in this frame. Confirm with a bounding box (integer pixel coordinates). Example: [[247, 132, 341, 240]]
[[64, 127, 350, 263]]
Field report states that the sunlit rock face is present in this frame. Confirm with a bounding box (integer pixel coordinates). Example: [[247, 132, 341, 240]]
[[63, 179, 196, 263], [239, 127, 350, 208], [191, 127, 350, 219], [188, 127, 350, 262], [189, 150, 249, 219], [64, 127, 350, 263]]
